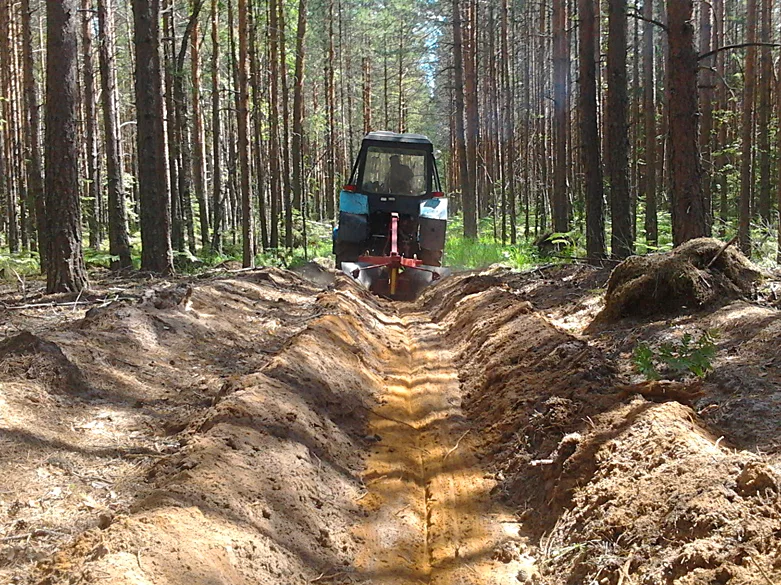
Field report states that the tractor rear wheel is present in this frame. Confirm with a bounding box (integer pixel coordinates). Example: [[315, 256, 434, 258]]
[[334, 241, 366, 268]]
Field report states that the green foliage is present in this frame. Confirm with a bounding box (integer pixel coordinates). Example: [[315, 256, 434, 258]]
[[0, 250, 40, 280], [444, 215, 541, 270], [632, 330, 719, 381], [83, 248, 119, 268]]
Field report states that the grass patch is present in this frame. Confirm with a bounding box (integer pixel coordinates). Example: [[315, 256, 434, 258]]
[[444, 216, 541, 270]]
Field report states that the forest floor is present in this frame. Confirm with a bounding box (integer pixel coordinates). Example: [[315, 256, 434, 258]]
[[0, 257, 780, 585]]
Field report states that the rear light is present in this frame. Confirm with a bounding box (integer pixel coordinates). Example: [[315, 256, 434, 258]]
[[343, 184, 357, 192], [432, 191, 444, 198]]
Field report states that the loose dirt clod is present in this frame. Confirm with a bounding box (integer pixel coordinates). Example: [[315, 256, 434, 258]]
[[597, 238, 761, 322]]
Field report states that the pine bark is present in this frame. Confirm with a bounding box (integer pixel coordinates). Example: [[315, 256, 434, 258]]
[[81, 0, 101, 249], [291, 0, 307, 222], [552, 0, 568, 234], [667, 0, 707, 245], [738, 0, 757, 255], [579, 0, 605, 263], [462, 0, 478, 238], [698, 0, 713, 233], [606, 0, 632, 258], [44, 0, 88, 292], [324, 0, 335, 223], [133, 0, 174, 273], [278, 0, 293, 249], [452, 0, 471, 238], [248, 2, 268, 249], [210, 0, 223, 252], [190, 0, 210, 249], [97, 0, 132, 269], [643, 0, 657, 246], [269, 0, 282, 245], [237, 0, 253, 266], [756, 0, 772, 222], [21, 0, 47, 271]]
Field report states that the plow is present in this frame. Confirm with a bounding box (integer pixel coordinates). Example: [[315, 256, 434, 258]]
[[334, 131, 451, 301]]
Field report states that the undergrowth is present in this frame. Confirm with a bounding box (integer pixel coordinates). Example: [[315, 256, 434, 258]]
[[1, 212, 778, 282], [632, 330, 719, 381]]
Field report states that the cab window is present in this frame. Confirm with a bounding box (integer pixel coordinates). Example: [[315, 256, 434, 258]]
[[361, 147, 428, 196]]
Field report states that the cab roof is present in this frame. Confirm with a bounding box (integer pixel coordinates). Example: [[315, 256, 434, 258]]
[[362, 131, 433, 147]]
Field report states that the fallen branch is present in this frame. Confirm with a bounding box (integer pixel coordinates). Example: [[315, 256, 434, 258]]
[[748, 553, 775, 585], [706, 235, 738, 269], [1, 296, 137, 311], [443, 430, 470, 461], [0, 529, 58, 542], [311, 572, 345, 583]]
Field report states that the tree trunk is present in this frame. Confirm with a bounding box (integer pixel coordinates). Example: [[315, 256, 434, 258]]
[[500, 0, 516, 244], [714, 0, 728, 236], [462, 0, 478, 238], [190, 0, 209, 249], [698, 0, 713, 234], [667, 0, 707, 245], [777, 48, 781, 263], [44, 0, 88, 292], [607, 0, 632, 258], [210, 0, 222, 252], [269, 0, 282, 245], [0, 0, 19, 253], [552, 0, 568, 234], [362, 56, 371, 134], [324, 0, 335, 224], [133, 0, 174, 273], [97, 0, 132, 269], [756, 0, 772, 222], [579, 0, 606, 263], [291, 0, 307, 229], [278, 0, 293, 250], [738, 0, 757, 255], [237, 0, 253, 266], [21, 0, 47, 271], [162, 1, 182, 253], [643, 0, 657, 246], [452, 0, 472, 239], [248, 0, 268, 250], [80, 0, 100, 250]]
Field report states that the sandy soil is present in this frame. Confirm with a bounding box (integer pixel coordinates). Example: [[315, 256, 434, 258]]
[[0, 261, 779, 585]]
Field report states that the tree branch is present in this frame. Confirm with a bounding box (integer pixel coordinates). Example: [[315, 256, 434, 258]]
[[699, 42, 781, 61], [627, 11, 667, 32], [176, 0, 207, 72]]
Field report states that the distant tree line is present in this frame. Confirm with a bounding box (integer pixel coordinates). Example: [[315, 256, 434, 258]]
[[0, 0, 778, 292]]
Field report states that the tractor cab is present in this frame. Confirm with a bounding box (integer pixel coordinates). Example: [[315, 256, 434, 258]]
[[334, 131, 449, 300]]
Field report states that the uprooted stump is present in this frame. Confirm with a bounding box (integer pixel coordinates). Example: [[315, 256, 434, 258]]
[[597, 238, 761, 321]]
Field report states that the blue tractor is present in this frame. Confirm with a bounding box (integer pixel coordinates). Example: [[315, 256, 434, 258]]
[[333, 131, 450, 300]]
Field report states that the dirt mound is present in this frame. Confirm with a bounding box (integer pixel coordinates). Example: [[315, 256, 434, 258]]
[[419, 272, 504, 320], [0, 331, 90, 395], [29, 280, 394, 585], [433, 276, 781, 584], [546, 400, 781, 585], [291, 260, 337, 289], [597, 238, 761, 322]]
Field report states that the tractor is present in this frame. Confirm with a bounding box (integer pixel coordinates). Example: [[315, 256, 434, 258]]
[[333, 131, 449, 301]]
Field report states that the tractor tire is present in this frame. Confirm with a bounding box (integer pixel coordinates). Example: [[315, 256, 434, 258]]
[[335, 241, 365, 268], [419, 248, 443, 267]]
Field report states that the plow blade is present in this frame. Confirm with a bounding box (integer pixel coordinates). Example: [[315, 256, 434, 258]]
[[341, 262, 450, 301]]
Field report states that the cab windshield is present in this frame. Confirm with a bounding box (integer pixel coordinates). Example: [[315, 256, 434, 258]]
[[360, 147, 428, 196]]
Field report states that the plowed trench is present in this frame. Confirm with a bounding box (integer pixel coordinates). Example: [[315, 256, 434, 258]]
[[355, 314, 529, 584]]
